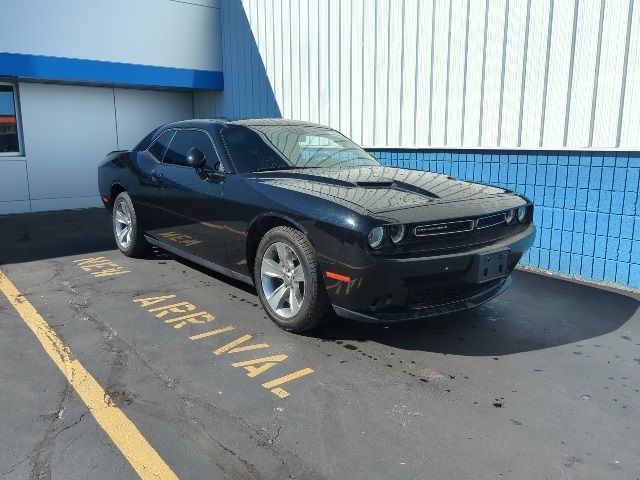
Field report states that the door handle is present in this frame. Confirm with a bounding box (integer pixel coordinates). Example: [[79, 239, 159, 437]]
[[151, 171, 164, 183]]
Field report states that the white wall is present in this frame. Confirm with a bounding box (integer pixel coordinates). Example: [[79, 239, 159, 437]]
[[0, 160, 30, 214], [114, 89, 194, 150], [19, 83, 117, 212], [195, 0, 640, 150], [0, 83, 193, 214], [1, 0, 222, 73], [0, 0, 215, 214]]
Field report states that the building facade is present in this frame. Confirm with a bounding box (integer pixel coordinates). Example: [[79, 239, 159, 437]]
[[0, 0, 223, 213], [2, 0, 639, 289], [194, 0, 640, 290]]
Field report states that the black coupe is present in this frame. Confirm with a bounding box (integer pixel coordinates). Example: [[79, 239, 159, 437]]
[[98, 119, 535, 332]]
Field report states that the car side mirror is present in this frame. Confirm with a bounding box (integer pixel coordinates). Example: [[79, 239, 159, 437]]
[[185, 147, 206, 169]]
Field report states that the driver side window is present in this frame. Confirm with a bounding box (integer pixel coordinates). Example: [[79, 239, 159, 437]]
[[164, 129, 220, 171]]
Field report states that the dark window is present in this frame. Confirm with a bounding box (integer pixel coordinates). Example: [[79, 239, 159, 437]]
[[148, 130, 175, 161], [221, 124, 379, 173], [164, 129, 220, 170], [0, 84, 21, 154], [221, 125, 288, 172]]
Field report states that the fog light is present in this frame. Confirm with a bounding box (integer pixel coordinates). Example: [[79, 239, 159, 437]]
[[368, 226, 385, 249], [389, 224, 407, 244], [505, 209, 516, 225], [517, 205, 527, 222]]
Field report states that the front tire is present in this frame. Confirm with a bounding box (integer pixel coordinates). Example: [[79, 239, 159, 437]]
[[254, 226, 328, 332], [112, 191, 149, 257]]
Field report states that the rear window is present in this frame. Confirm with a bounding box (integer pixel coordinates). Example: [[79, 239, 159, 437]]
[[148, 130, 175, 162], [135, 130, 156, 151]]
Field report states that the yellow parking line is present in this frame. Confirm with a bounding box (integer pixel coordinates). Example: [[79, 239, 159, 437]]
[[0, 270, 178, 480]]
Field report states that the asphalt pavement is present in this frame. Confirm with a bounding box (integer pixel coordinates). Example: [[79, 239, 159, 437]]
[[0, 208, 638, 480]]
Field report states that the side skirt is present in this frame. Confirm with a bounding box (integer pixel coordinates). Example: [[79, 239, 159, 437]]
[[144, 236, 254, 286]]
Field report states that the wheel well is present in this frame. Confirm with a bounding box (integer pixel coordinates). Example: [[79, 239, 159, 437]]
[[109, 184, 125, 211], [246, 216, 301, 275]]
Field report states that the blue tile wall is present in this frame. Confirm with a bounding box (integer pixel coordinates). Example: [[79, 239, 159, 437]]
[[368, 149, 640, 290]]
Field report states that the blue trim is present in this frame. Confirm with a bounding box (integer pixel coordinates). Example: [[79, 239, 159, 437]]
[[368, 147, 640, 290], [0, 52, 223, 90]]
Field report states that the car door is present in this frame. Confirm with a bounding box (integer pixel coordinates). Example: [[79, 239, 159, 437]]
[[134, 129, 176, 237], [153, 128, 228, 266]]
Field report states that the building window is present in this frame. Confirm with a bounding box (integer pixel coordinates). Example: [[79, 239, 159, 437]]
[[0, 84, 23, 155]]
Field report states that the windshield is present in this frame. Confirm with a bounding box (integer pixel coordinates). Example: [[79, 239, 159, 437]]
[[221, 124, 380, 173]]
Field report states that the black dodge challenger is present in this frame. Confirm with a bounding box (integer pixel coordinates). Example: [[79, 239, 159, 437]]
[[98, 119, 535, 332]]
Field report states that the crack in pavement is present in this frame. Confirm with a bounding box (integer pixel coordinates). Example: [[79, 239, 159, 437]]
[[54, 412, 88, 438], [58, 281, 327, 480], [1, 455, 30, 477], [29, 381, 71, 480]]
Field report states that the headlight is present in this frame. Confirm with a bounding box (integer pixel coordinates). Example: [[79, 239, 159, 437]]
[[367, 226, 385, 249], [389, 224, 407, 244], [505, 209, 516, 225], [517, 205, 527, 222]]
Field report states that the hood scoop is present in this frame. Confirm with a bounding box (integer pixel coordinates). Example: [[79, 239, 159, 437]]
[[354, 177, 441, 200], [258, 169, 442, 201], [391, 180, 441, 199], [354, 179, 395, 188]]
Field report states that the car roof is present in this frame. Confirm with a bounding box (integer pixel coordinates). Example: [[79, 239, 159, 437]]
[[161, 118, 329, 130], [227, 118, 327, 128]]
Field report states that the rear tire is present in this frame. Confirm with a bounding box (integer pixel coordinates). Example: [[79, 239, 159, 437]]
[[254, 226, 328, 332], [112, 191, 149, 257]]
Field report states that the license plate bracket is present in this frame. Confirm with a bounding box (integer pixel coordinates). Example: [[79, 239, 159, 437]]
[[470, 249, 510, 284]]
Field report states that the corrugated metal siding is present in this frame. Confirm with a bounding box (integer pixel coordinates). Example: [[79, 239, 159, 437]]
[[195, 0, 639, 150]]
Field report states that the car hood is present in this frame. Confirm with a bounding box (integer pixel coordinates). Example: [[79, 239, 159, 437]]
[[250, 166, 523, 219]]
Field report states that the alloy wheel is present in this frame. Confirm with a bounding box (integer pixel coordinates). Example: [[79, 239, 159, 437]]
[[260, 242, 305, 318], [114, 200, 133, 249]]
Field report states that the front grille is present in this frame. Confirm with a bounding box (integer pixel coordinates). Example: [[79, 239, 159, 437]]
[[372, 205, 533, 257], [476, 213, 506, 229], [407, 278, 505, 308], [385, 222, 529, 257], [415, 219, 475, 236]]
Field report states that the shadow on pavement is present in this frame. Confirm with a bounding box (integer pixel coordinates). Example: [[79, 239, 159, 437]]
[[316, 270, 639, 356], [2, 208, 637, 357], [0, 208, 116, 265], [151, 249, 640, 357]]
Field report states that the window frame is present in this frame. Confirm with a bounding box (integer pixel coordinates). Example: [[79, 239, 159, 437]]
[[0, 82, 25, 157], [160, 127, 225, 172]]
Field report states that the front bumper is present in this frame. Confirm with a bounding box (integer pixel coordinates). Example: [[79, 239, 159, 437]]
[[324, 224, 536, 323]]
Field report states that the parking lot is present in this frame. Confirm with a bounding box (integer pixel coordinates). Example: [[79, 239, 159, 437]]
[[0, 208, 638, 480]]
